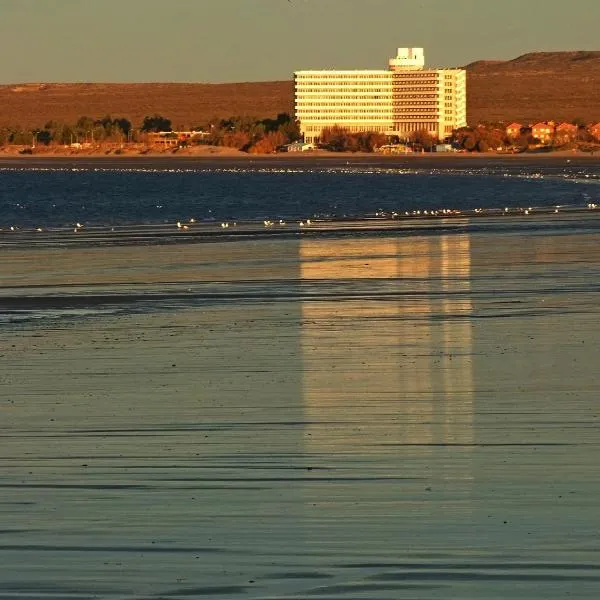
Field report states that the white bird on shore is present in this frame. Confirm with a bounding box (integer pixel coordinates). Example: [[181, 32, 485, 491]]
[[76, 222, 83, 228], [176, 221, 182, 229], [221, 222, 229, 228], [36, 227, 43, 232]]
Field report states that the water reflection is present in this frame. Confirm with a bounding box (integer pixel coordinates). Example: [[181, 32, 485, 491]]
[[300, 234, 474, 454]]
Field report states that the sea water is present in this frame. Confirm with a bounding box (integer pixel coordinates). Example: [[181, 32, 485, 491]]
[[1, 157, 599, 599]]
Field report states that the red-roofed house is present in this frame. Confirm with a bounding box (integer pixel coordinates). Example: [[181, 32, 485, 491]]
[[554, 122, 578, 144], [506, 122, 523, 138], [589, 122, 600, 141], [556, 122, 578, 136], [532, 122, 555, 143]]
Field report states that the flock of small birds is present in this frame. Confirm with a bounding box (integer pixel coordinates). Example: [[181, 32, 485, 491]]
[[2, 205, 600, 235]]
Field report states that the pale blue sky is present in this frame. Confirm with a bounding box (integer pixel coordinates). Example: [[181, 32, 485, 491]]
[[1, 0, 598, 83]]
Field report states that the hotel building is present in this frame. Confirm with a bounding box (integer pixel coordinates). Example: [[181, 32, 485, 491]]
[[294, 48, 467, 143]]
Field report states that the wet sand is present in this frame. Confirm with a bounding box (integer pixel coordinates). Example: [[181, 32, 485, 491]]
[[1, 220, 600, 599], [1, 151, 600, 173]]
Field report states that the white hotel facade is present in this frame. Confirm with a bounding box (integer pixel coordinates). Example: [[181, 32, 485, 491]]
[[294, 48, 467, 144]]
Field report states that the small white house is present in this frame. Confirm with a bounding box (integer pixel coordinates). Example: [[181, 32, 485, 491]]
[[283, 142, 315, 152]]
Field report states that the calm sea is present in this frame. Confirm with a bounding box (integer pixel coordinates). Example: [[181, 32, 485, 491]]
[[1, 157, 600, 599], [1, 156, 600, 228]]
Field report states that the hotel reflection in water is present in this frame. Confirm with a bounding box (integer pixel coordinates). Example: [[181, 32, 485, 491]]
[[299, 233, 474, 454]]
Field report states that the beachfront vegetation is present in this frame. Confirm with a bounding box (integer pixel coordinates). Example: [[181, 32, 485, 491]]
[[196, 112, 301, 152], [2, 111, 600, 154], [318, 126, 387, 153], [0, 112, 301, 153]]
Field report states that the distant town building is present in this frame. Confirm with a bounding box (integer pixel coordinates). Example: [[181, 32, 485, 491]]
[[531, 122, 555, 143], [146, 130, 208, 146], [556, 122, 578, 135], [589, 122, 600, 140], [506, 122, 523, 138], [282, 141, 315, 152], [294, 48, 467, 144]]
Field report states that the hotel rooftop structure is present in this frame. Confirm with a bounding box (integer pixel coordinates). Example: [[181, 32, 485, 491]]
[[294, 48, 466, 143]]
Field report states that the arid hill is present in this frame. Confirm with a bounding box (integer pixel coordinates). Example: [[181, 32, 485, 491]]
[[0, 81, 295, 130], [1, 52, 599, 129], [466, 51, 600, 124]]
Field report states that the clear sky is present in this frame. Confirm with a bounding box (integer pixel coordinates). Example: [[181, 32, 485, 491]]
[[1, 0, 599, 83]]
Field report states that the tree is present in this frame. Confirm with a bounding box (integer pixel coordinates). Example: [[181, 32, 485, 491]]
[[248, 131, 287, 154], [409, 129, 435, 150], [140, 114, 172, 132]]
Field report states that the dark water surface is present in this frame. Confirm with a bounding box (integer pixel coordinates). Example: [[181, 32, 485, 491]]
[[1, 155, 600, 228], [1, 158, 600, 599]]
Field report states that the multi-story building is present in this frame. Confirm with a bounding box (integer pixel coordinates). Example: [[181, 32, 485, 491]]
[[294, 48, 467, 144]]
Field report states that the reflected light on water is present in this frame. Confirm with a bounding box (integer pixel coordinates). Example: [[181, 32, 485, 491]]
[[300, 234, 474, 471]]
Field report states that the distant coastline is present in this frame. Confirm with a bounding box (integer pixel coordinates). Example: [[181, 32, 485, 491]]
[[1, 147, 599, 172]]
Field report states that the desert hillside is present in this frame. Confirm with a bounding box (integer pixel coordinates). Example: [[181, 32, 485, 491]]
[[0, 81, 295, 130], [466, 51, 600, 123], [1, 52, 599, 129]]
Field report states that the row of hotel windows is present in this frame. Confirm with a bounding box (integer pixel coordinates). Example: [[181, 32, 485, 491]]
[[296, 96, 392, 106], [296, 74, 392, 79], [296, 88, 391, 93], [303, 125, 391, 133], [297, 82, 392, 87], [298, 86, 446, 92], [392, 72, 442, 78], [297, 72, 459, 79], [302, 122, 448, 134], [300, 110, 394, 114], [393, 87, 440, 92], [394, 122, 443, 132], [298, 100, 440, 106], [393, 95, 438, 100], [394, 109, 440, 113], [393, 101, 438, 105], [393, 80, 439, 85], [297, 102, 393, 107]]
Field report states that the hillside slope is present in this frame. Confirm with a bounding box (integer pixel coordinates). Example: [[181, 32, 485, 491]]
[[1, 52, 599, 129], [466, 51, 600, 123], [0, 81, 295, 129]]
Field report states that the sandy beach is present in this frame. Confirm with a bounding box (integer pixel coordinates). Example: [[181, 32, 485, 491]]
[[2, 219, 600, 598], [1, 143, 599, 166]]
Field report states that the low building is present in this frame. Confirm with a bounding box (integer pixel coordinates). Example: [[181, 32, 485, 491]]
[[376, 144, 412, 154], [283, 142, 315, 152], [531, 122, 555, 143], [556, 122, 578, 135], [506, 122, 523, 138], [589, 122, 600, 141], [147, 130, 209, 146]]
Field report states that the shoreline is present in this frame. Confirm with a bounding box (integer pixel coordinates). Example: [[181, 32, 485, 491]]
[[1, 148, 599, 171]]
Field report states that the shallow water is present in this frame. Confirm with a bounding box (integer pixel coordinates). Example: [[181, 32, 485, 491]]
[[1, 211, 600, 598], [1, 156, 600, 229]]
